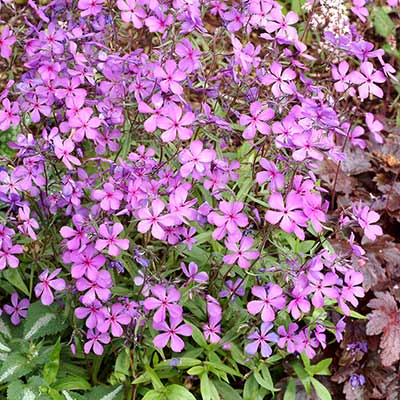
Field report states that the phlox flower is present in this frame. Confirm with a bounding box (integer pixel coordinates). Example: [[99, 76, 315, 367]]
[[53, 136, 81, 170], [245, 322, 279, 358], [256, 159, 284, 190], [277, 323, 298, 353], [239, 101, 274, 139], [97, 303, 132, 337], [153, 316, 192, 352], [178, 140, 216, 178], [0, 27, 15, 59], [95, 223, 130, 256], [247, 284, 286, 322], [4, 292, 30, 325], [262, 62, 296, 97], [352, 201, 383, 241], [76, 269, 113, 305], [34, 268, 66, 305], [181, 261, 208, 284], [18, 204, 39, 240], [84, 329, 110, 355], [154, 60, 186, 95], [0, 243, 23, 269], [338, 271, 364, 315], [117, 0, 146, 28], [349, 62, 386, 100], [92, 182, 123, 211], [0, 99, 20, 131], [75, 299, 105, 329], [223, 236, 259, 269]]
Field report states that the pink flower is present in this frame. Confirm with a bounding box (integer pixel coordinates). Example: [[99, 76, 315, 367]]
[[84, 329, 110, 355], [245, 322, 279, 358], [143, 284, 182, 322], [18, 204, 39, 240], [349, 62, 386, 99], [0, 27, 16, 59], [75, 299, 105, 329], [34, 268, 66, 305], [256, 159, 284, 190], [239, 101, 274, 139], [53, 136, 81, 170], [0, 98, 20, 131], [309, 273, 339, 309], [175, 39, 201, 73], [68, 107, 102, 142], [137, 199, 177, 240], [92, 182, 123, 211], [60, 214, 89, 251], [117, 0, 146, 28], [76, 270, 113, 305], [97, 303, 131, 337], [331, 61, 352, 93], [4, 292, 30, 325], [0, 243, 23, 269], [262, 61, 296, 97], [264, 9, 298, 39], [181, 261, 208, 284], [153, 316, 192, 352], [208, 201, 248, 242], [78, 0, 104, 16], [277, 323, 298, 353], [95, 223, 130, 256], [223, 236, 259, 269], [353, 202, 383, 241], [365, 112, 383, 144], [178, 140, 216, 178], [265, 191, 307, 240], [338, 271, 364, 315], [70, 245, 106, 280], [154, 60, 186, 95], [247, 284, 286, 322], [157, 104, 195, 142]]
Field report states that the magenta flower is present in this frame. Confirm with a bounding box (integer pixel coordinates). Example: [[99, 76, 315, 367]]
[[117, 0, 146, 28], [4, 292, 30, 325], [223, 236, 259, 269], [154, 60, 186, 95], [53, 137, 81, 170], [178, 140, 216, 178], [153, 316, 192, 352], [34, 268, 66, 305], [349, 62, 386, 99], [157, 104, 195, 142], [262, 62, 296, 97], [332, 61, 352, 93], [256, 159, 284, 190], [294, 328, 319, 359], [277, 323, 298, 353], [75, 299, 105, 329], [365, 112, 383, 144], [137, 199, 177, 240], [338, 271, 364, 315], [265, 191, 307, 240], [95, 223, 129, 256], [70, 245, 106, 280], [264, 9, 298, 39], [68, 107, 102, 142], [78, 0, 104, 16], [287, 281, 311, 319], [203, 318, 222, 344], [208, 201, 248, 241], [219, 278, 245, 300], [76, 269, 113, 305], [18, 204, 39, 240], [0, 99, 20, 131], [245, 322, 279, 358], [60, 214, 89, 251], [175, 38, 201, 73], [309, 273, 339, 309], [92, 183, 123, 211], [0, 27, 15, 59], [138, 94, 164, 133], [97, 303, 131, 337], [181, 261, 208, 284], [247, 284, 286, 322], [0, 243, 23, 269], [84, 329, 110, 355], [353, 202, 383, 241], [143, 284, 182, 322], [239, 101, 274, 139]]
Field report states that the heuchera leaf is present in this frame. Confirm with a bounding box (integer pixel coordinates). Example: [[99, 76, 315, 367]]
[[366, 291, 400, 366]]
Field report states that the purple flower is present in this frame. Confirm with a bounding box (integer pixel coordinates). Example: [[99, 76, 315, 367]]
[[256, 159, 284, 190], [117, 0, 146, 28], [309, 272, 339, 309], [223, 236, 259, 269], [157, 104, 195, 142], [153, 316, 192, 352], [353, 202, 383, 241], [262, 62, 296, 97], [331, 61, 352, 93], [4, 292, 30, 325], [143, 284, 182, 323], [95, 223, 130, 256], [277, 323, 298, 353], [247, 284, 286, 322], [92, 182, 123, 211], [181, 261, 208, 284], [265, 191, 307, 240], [338, 271, 364, 315], [219, 278, 245, 300], [68, 107, 101, 142], [84, 329, 110, 355], [0, 27, 15, 59], [53, 137, 81, 170], [34, 268, 66, 305], [0, 99, 20, 131], [178, 140, 215, 178], [245, 322, 279, 358], [75, 299, 105, 329], [76, 269, 113, 305], [350, 374, 366, 388], [0, 243, 23, 269], [239, 102, 274, 139], [97, 303, 131, 337], [349, 62, 386, 99], [154, 60, 186, 95], [70, 245, 106, 280]]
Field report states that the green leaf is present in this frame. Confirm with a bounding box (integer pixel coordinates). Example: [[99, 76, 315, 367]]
[[254, 367, 278, 392], [114, 348, 130, 376], [145, 366, 164, 390], [306, 359, 332, 376], [43, 338, 61, 385], [7, 380, 38, 400], [311, 377, 332, 400], [200, 373, 220, 400], [213, 380, 242, 400], [243, 374, 267, 400], [53, 376, 92, 391], [156, 358, 202, 369], [165, 384, 196, 400], [23, 302, 67, 340], [87, 385, 123, 400], [372, 7, 395, 38], [3, 269, 29, 296], [187, 366, 205, 376], [142, 390, 163, 400], [283, 378, 296, 400], [0, 354, 31, 383], [292, 361, 311, 394], [189, 323, 208, 349]]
